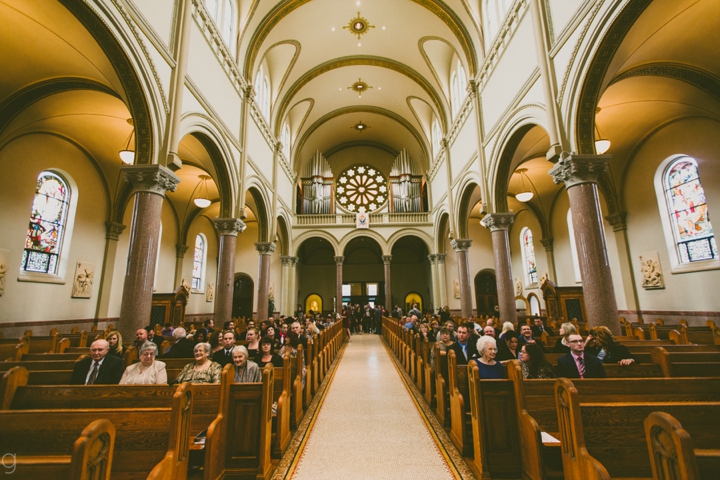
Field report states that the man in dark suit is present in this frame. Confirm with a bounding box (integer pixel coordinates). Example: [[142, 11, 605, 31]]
[[145, 325, 164, 350], [214, 330, 236, 368], [555, 334, 606, 378], [518, 325, 544, 351], [530, 317, 554, 337], [448, 325, 479, 365], [70, 339, 124, 385]]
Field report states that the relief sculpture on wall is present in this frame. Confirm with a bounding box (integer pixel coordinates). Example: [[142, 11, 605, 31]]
[[639, 252, 665, 289]]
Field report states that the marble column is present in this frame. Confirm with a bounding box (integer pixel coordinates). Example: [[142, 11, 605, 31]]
[[119, 164, 180, 339], [255, 242, 276, 321], [481, 213, 518, 325], [334, 256, 344, 313], [280, 256, 292, 316], [95, 221, 126, 319], [174, 244, 189, 289], [451, 239, 473, 319], [382, 255, 392, 308], [540, 237, 557, 282], [289, 257, 299, 314], [605, 212, 640, 316], [437, 253, 448, 309], [213, 218, 245, 326], [550, 154, 620, 334], [428, 254, 439, 312]]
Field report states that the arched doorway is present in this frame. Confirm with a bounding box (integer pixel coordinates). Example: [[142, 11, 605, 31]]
[[232, 273, 254, 319], [405, 292, 422, 313], [475, 271, 498, 317]]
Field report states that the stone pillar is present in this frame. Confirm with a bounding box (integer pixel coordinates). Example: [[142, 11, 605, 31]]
[[540, 237, 557, 282], [428, 254, 439, 312], [605, 212, 640, 317], [334, 256, 344, 314], [382, 255, 392, 308], [95, 221, 126, 319], [481, 213, 518, 325], [119, 164, 180, 339], [174, 244, 189, 289], [280, 256, 292, 316], [255, 242, 276, 321], [550, 154, 620, 334], [437, 253, 448, 308], [289, 257, 299, 314], [451, 239, 473, 319], [213, 218, 245, 327]]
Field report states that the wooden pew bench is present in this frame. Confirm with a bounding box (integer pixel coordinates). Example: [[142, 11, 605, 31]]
[[0, 383, 193, 480], [0, 340, 27, 361], [0, 418, 115, 480], [555, 378, 720, 479], [508, 362, 720, 480], [447, 350, 473, 457], [26, 334, 61, 353], [651, 347, 720, 377]]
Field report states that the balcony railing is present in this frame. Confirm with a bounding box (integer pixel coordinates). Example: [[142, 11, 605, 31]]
[[294, 212, 431, 227]]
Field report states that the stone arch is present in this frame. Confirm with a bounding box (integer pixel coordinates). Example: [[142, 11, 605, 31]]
[[292, 230, 340, 257], [275, 213, 291, 256], [456, 178, 482, 239], [387, 229, 434, 256], [435, 211, 451, 253], [245, 180, 271, 242], [339, 230, 389, 256]]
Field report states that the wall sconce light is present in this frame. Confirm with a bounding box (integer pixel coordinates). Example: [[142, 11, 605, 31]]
[[514, 168, 534, 202], [194, 175, 212, 208]]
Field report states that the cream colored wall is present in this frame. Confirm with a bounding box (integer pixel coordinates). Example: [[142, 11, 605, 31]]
[[155, 200, 179, 292], [184, 215, 219, 316], [234, 221, 260, 312], [0, 134, 108, 324], [623, 117, 720, 317], [510, 209, 548, 311]]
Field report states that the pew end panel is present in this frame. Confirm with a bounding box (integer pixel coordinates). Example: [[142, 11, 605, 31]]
[[70, 419, 115, 480], [1, 366, 29, 410], [147, 382, 193, 480], [645, 412, 702, 480]]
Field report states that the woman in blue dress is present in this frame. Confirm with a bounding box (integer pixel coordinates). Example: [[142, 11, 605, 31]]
[[474, 336, 506, 379]]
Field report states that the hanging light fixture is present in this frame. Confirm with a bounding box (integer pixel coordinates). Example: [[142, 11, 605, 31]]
[[194, 175, 212, 208], [118, 118, 135, 164], [514, 168, 533, 202], [594, 107, 611, 154]]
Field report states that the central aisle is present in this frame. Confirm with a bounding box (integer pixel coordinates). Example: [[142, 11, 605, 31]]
[[291, 334, 455, 480]]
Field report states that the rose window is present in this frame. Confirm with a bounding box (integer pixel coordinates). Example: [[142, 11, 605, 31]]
[[336, 165, 387, 213]]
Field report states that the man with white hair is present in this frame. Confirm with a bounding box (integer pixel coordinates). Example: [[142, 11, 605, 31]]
[[70, 339, 124, 384], [162, 327, 195, 358]]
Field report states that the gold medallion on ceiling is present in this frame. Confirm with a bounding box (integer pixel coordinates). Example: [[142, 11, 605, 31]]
[[352, 121, 370, 132], [348, 78, 373, 98], [343, 12, 375, 39]]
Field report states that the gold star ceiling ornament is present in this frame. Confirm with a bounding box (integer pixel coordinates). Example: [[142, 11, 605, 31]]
[[343, 12, 375, 39], [348, 78, 372, 98], [352, 121, 370, 132]]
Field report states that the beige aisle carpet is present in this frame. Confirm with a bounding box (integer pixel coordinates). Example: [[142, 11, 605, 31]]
[[291, 334, 456, 480]]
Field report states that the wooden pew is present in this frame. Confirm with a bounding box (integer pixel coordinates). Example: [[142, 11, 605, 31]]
[[26, 334, 61, 353], [0, 417, 115, 480], [508, 362, 720, 480], [645, 411, 720, 480], [0, 339, 28, 361], [651, 347, 720, 377], [447, 350, 473, 457], [271, 353, 292, 459], [679, 324, 719, 345], [291, 345, 305, 429], [204, 364, 273, 480], [434, 344, 450, 427], [0, 383, 193, 480], [555, 378, 720, 479]]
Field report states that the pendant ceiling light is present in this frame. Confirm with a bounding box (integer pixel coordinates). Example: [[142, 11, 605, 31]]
[[514, 168, 533, 202], [119, 118, 135, 164], [194, 175, 212, 208], [594, 107, 611, 154]]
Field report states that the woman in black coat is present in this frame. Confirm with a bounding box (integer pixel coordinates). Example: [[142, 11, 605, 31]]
[[589, 326, 635, 366]]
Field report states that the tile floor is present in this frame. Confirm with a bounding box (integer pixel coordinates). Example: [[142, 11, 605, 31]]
[[292, 334, 455, 479]]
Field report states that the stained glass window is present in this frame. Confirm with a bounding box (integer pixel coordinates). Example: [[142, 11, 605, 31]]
[[664, 156, 717, 263], [192, 234, 206, 291], [21, 171, 71, 274], [336, 165, 387, 213], [521, 227, 538, 285]]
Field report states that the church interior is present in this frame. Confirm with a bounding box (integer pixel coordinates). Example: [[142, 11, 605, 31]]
[[0, 0, 719, 479]]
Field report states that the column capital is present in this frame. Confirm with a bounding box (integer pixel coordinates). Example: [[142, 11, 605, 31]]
[[176, 244, 189, 258], [549, 153, 610, 189], [213, 218, 246, 236], [121, 164, 181, 196], [481, 213, 515, 231], [382, 255, 393, 265], [291, 257, 299, 267], [280, 255, 298, 266], [451, 238, 472, 252], [428, 254, 438, 265], [334, 255, 345, 266], [105, 221, 126, 241], [436, 253, 447, 264], [255, 242, 276, 255], [540, 237, 554, 251], [244, 84, 256, 99], [605, 211, 628, 232]]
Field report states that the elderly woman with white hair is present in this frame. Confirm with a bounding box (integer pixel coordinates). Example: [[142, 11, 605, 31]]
[[473, 335, 506, 379], [173, 342, 222, 384], [232, 345, 262, 383], [120, 342, 168, 384]]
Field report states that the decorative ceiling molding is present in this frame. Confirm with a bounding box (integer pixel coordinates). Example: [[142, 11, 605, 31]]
[[276, 55, 448, 132], [293, 105, 430, 172], [609, 62, 720, 104], [259, 39, 302, 110], [324, 140, 399, 158], [243, 0, 477, 79], [0, 77, 120, 136]]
